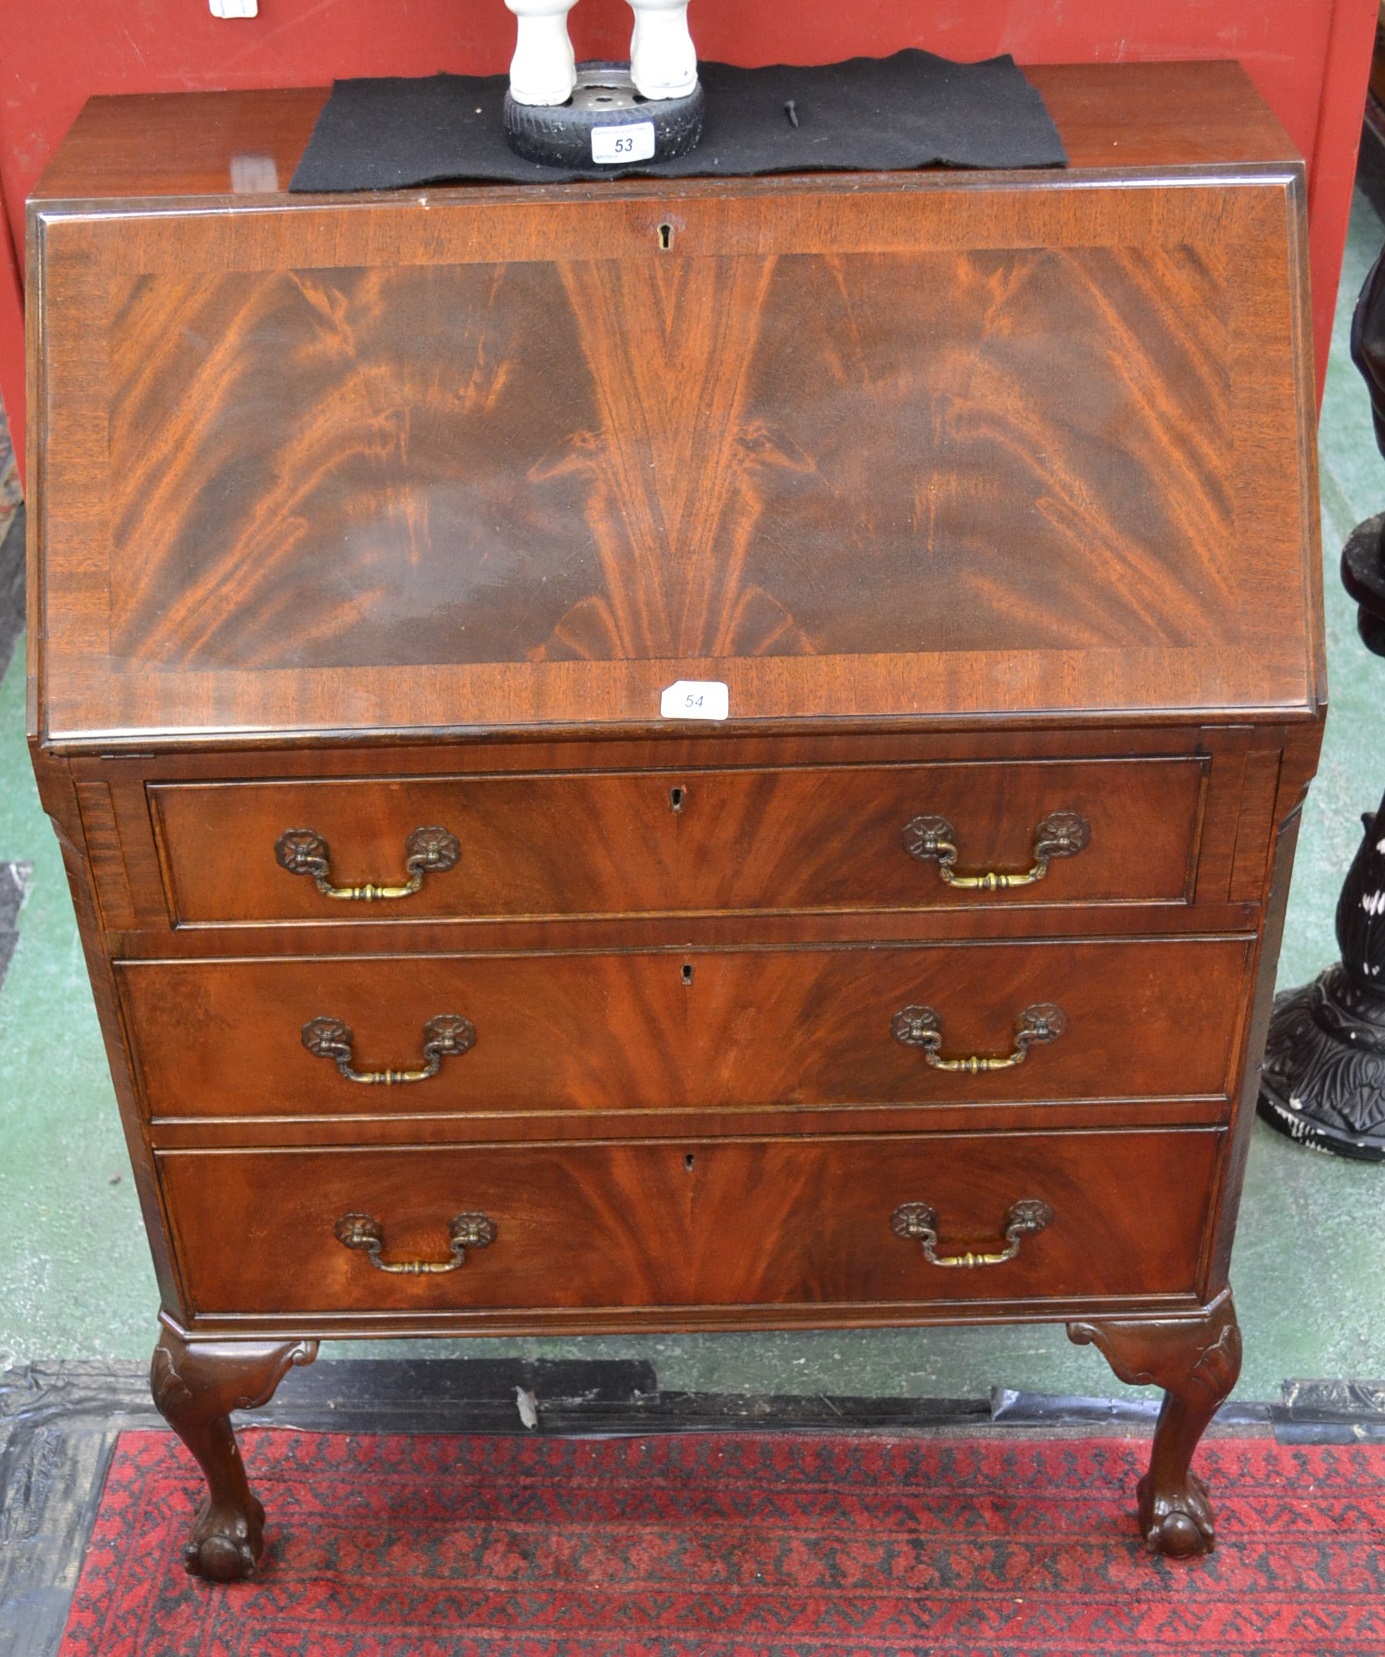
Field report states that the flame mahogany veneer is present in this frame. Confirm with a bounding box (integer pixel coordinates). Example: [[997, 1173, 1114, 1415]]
[[28, 63, 1322, 1578]]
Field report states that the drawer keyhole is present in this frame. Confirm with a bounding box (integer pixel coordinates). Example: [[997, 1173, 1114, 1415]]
[[684, 1153, 696, 1171], [670, 786, 685, 812], [658, 221, 674, 250], [681, 962, 694, 986]]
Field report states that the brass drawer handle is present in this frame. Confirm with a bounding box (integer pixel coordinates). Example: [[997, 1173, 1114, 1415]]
[[902, 810, 1090, 890], [891, 1198, 1053, 1268], [891, 1002, 1066, 1071], [275, 826, 460, 901], [301, 1013, 476, 1084], [334, 1211, 496, 1274]]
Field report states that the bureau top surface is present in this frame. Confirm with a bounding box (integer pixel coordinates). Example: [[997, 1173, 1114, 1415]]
[[28, 63, 1323, 748]]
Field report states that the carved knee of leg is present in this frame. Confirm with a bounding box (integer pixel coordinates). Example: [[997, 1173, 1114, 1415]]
[[504, 0, 580, 107], [625, 0, 697, 100]]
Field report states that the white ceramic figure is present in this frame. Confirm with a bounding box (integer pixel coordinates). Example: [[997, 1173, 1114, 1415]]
[[503, 0, 696, 106], [503, 0, 580, 107], [625, 0, 697, 100]]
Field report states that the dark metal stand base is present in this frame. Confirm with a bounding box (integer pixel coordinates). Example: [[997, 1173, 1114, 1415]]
[[1257, 773, 1385, 1159], [1258, 971, 1385, 1159]]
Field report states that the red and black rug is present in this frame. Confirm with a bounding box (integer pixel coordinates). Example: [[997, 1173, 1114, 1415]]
[[57, 1429, 1385, 1655]]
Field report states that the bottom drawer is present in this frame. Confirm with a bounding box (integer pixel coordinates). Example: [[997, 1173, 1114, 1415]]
[[160, 1130, 1221, 1320]]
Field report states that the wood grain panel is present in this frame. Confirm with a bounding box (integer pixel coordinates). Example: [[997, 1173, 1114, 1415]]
[[148, 756, 1205, 926], [102, 245, 1230, 672], [1228, 751, 1283, 902], [38, 647, 1320, 750], [74, 781, 136, 930], [157, 1129, 1222, 1316], [1191, 744, 1246, 906], [116, 938, 1252, 1120]]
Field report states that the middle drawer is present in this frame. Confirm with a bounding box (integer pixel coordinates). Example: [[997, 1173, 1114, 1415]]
[[118, 937, 1251, 1119]]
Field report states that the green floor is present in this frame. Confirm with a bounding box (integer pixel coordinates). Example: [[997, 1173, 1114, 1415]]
[[3, 196, 1385, 1404]]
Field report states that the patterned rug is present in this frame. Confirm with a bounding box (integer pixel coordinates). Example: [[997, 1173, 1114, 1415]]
[[57, 1429, 1385, 1655]]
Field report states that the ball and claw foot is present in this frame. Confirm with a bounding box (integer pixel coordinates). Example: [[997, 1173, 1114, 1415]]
[[1137, 1470, 1215, 1558], [184, 1491, 267, 1582], [150, 1328, 317, 1583], [1068, 1291, 1240, 1560]]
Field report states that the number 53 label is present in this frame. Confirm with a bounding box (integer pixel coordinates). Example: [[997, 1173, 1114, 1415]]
[[592, 122, 657, 164], [660, 680, 730, 721]]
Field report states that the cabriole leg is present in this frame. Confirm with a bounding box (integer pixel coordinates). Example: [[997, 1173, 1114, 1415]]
[[150, 1326, 318, 1581], [1068, 1291, 1241, 1558]]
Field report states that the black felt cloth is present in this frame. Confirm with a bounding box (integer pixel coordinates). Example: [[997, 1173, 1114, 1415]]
[[289, 51, 1066, 191]]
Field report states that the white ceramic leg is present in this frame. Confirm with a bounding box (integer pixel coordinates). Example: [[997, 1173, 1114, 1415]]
[[625, 0, 697, 100], [503, 0, 580, 107]]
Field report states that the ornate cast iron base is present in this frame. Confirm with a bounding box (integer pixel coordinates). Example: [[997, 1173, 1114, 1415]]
[[1258, 784, 1385, 1160], [1068, 1292, 1242, 1557]]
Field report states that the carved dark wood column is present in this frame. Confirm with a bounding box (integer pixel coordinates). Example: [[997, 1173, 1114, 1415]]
[[1068, 1292, 1242, 1557], [1258, 772, 1385, 1154], [150, 1326, 318, 1581], [1257, 239, 1385, 1156]]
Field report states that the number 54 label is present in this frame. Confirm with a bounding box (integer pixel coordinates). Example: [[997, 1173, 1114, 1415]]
[[592, 122, 656, 164], [660, 680, 730, 721]]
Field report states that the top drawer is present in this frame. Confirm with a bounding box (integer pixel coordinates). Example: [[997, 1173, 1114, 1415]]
[[148, 757, 1205, 928]]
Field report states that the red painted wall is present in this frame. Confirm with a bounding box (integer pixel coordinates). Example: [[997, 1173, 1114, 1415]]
[[0, 0, 1377, 483]]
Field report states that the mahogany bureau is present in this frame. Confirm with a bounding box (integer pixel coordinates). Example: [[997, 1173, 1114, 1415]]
[[27, 63, 1324, 1578]]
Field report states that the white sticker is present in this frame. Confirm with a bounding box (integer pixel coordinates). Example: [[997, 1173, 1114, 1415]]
[[592, 122, 657, 165], [660, 680, 729, 721], [229, 154, 279, 193]]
